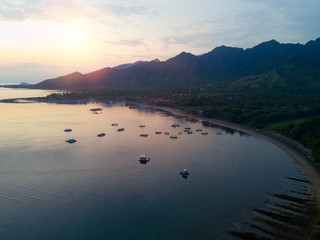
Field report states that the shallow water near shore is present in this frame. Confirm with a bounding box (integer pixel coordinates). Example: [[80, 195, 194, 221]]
[[0, 89, 309, 239]]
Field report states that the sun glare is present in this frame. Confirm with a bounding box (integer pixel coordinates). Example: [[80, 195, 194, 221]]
[[66, 31, 85, 46]]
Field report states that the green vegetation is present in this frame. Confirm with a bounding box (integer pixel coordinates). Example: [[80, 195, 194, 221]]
[[270, 116, 320, 163], [45, 89, 320, 164]]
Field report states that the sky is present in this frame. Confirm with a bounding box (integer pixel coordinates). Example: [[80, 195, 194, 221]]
[[0, 0, 320, 84]]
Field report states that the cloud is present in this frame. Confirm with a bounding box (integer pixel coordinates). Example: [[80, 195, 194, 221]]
[[0, 0, 44, 21], [100, 38, 143, 47], [96, 2, 151, 17], [0, 0, 155, 22], [0, 0, 91, 22]]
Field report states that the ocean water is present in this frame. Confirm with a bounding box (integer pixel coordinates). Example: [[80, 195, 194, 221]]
[[0, 89, 306, 239]]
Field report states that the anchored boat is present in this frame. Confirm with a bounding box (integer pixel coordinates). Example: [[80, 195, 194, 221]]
[[139, 154, 150, 164], [180, 169, 190, 178], [66, 139, 77, 144]]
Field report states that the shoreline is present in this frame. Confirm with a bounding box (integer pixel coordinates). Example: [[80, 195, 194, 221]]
[[151, 105, 320, 203], [2, 97, 320, 237], [3, 97, 320, 200], [148, 105, 320, 237]]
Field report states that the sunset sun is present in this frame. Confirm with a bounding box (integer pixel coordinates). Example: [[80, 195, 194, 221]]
[[65, 31, 85, 46]]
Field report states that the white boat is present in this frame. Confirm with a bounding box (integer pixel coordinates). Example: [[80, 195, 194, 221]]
[[139, 154, 150, 164], [97, 133, 105, 137]]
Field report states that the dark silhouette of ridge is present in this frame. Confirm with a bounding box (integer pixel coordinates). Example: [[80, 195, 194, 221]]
[[34, 38, 320, 91]]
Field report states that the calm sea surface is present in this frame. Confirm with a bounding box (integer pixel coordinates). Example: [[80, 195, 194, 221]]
[[0, 88, 307, 239]]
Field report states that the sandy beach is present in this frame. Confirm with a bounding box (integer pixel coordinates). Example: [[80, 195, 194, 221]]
[[149, 105, 320, 238], [153, 106, 320, 199]]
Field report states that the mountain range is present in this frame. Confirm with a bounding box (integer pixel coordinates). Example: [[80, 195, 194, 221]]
[[34, 38, 320, 91]]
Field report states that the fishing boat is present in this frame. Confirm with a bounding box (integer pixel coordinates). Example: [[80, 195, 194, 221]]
[[180, 169, 189, 178], [171, 123, 180, 128], [139, 154, 150, 164], [66, 139, 77, 144]]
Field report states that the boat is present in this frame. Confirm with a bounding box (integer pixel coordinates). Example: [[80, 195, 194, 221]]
[[66, 139, 77, 144], [201, 132, 209, 135], [117, 128, 125, 132], [179, 169, 189, 178], [64, 128, 72, 132], [90, 108, 102, 114], [155, 131, 162, 134], [111, 123, 118, 126], [139, 154, 150, 164], [184, 127, 191, 130], [164, 132, 170, 135], [171, 123, 180, 128], [90, 108, 102, 112], [216, 132, 222, 135], [139, 125, 145, 128], [183, 129, 190, 132], [196, 128, 202, 132], [178, 131, 183, 135], [170, 135, 178, 139], [140, 133, 148, 137], [97, 133, 105, 137], [187, 131, 193, 134]]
